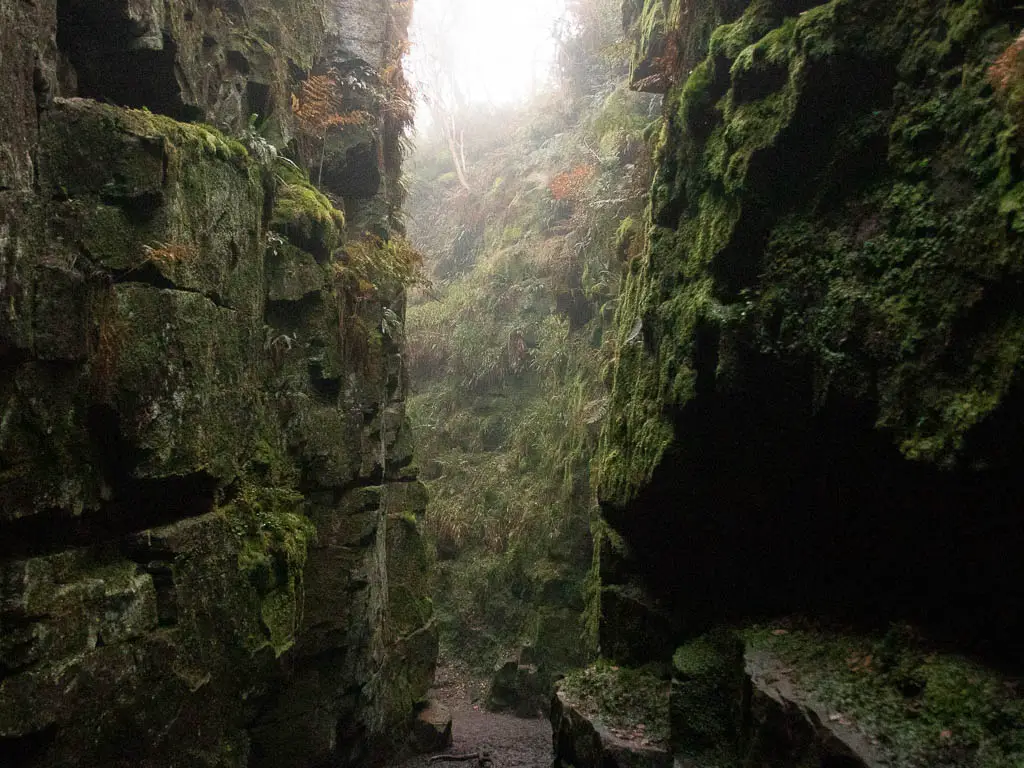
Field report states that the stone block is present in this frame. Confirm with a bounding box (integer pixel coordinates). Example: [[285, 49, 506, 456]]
[[411, 701, 452, 753], [670, 631, 746, 763], [39, 100, 166, 200]]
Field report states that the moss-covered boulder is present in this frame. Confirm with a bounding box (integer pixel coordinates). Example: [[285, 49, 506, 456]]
[[670, 632, 746, 766], [552, 664, 672, 768], [741, 624, 1024, 767]]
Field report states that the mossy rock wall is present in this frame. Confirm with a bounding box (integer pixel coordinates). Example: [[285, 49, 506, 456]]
[[0, 2, 433, 767], [597, 0, 1024, 668]]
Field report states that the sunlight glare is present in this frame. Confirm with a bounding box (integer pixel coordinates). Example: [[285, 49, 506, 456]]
[[408, 0, 569, 111]]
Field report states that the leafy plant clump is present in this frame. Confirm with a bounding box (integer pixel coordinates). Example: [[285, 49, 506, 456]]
[[339, 234, 429, 299], [744, 624, 1024, 768], [291, 68, 371, 185]]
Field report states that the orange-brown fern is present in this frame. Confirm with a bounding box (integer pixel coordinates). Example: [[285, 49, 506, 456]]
[[989, 31, 1024, 93], [550, 164, 596, 202], [291, 70, 371, 185], [988, 31, 1024, 129]]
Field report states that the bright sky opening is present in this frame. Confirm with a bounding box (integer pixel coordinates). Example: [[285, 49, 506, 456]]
[[407, 0, 569, 112]]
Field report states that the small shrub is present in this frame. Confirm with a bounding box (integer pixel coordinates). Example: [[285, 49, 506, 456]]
[[988, 31, 1024, 127], [549, 164, 597, 202], [337, 234, 429, 298]]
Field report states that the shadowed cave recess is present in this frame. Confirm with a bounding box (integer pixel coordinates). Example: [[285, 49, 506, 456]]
[[602, 365, 1024, 663]]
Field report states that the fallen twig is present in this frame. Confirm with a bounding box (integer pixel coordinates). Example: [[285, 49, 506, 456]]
[[429, 751, 492, 767], [429, 754, 480, 762]]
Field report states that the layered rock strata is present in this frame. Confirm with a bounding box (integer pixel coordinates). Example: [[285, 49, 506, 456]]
[[0, 1, 435, 766]]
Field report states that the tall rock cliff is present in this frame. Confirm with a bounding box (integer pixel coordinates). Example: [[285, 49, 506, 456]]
[[602, 0, 1024, 661], [0, 1, 435, 766], [567, 2, 1024, 766]]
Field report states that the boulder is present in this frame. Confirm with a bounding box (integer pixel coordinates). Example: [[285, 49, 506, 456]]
[[744, 650, 883, 768], [411, 701, 453, 753], [550, 690, 671, 768], [486, 656, 545, 717], [670, 632, 746, 766]]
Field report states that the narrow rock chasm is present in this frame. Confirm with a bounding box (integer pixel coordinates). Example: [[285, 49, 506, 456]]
[[3, 0, 1024, 767]]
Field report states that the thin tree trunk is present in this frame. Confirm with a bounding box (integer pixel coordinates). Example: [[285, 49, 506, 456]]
[[318, 131, 328, 187], [447, 130, 471, 192]]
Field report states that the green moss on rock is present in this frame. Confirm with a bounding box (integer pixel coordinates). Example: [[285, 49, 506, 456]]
[[100, 284, 261, 480], [1, 2, 429, 762], [558, 662, 671, 745], [271, 161, 345, 258], [671, 632, 745, 762], [600, 0, 1024, 503], [386, 510, 433, 637], [744, 624, 1024, 767], [227, 483, 315, 656]]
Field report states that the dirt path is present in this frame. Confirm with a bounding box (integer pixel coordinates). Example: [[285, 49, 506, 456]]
[[388, 662, 553, 768]]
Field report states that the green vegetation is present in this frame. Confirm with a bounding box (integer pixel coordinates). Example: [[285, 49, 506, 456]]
[[599, 0, 1024, 503], [118, 107, 251, 164], [339, 234, 428, 300], [405, 0, 656, 675], [271, 158, 346, 256], [226, 482, 316, 656], [559, 662, 671, 744], [671, 632, 747, 762], [745, 625, 1024, 768], [406, 134, 611, 667]]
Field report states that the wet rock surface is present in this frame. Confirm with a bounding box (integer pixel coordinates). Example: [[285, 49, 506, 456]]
[[0, 0, 429, 765]]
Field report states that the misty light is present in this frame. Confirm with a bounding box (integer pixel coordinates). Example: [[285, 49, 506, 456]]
[[408, 0, 569, 112]]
